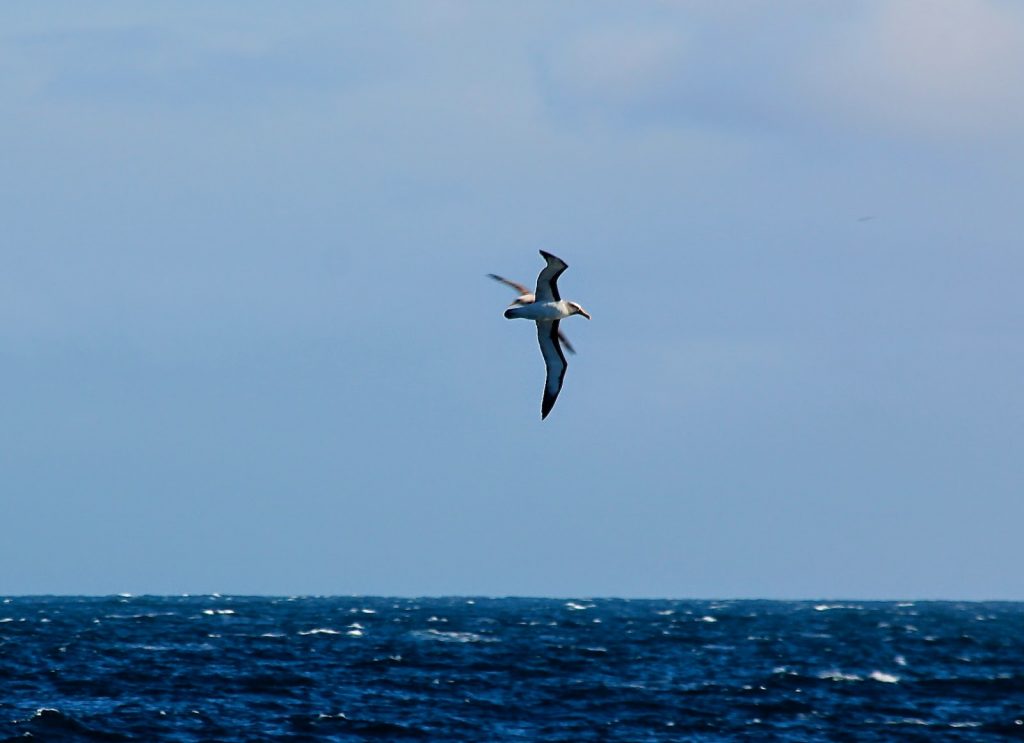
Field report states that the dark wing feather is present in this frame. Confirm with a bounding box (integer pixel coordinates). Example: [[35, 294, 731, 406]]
[[537, 320, 567, 419], [535, 251, 568, 303], [558, 329, 575, 355], [487, 273, 531, 296]]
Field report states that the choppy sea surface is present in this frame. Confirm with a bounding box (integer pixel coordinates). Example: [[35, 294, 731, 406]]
[[2, 597, 1023, 741]]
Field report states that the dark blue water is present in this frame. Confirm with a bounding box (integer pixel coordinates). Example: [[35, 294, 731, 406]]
[[2, 597, 1023, 741]]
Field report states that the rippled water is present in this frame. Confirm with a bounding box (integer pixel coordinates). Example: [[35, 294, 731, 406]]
[[2, 597, 1023, 741]]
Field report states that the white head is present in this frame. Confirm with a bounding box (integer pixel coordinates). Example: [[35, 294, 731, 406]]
[[568, 302, 591, 320]]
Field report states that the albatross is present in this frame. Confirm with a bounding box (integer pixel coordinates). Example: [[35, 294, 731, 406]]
[[501, 250, 590, 419], [488, 273, 577, 354]]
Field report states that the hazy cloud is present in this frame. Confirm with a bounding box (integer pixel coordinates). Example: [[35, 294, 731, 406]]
[[811, 0, 1024, 141], [544, 26, 689, 113]]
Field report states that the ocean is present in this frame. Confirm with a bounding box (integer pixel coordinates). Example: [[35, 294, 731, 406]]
[[1, 596, 1022, 741]]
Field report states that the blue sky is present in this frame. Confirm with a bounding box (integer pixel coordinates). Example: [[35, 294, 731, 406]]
[[2, 2, 1022, 598]]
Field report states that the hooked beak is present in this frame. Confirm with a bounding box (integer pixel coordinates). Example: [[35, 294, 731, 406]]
[[579, 309, 592, 320]]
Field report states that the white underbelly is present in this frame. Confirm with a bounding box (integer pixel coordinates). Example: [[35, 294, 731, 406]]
[[505, 302, 564, 320]]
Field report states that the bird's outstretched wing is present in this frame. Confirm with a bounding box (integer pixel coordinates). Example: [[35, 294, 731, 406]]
[[487, 273, 531, 297], [558, 330, 576, 355], [537, 320, 567, 419], [534, 251, 568, 303]]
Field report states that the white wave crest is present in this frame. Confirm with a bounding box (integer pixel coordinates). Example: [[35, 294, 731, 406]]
[[819, 670, 863, 682], [413, 629, 497, 643], [565, 602, 594, 611]]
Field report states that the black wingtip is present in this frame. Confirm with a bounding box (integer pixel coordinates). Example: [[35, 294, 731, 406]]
[[539, 249, 566, 266], [541, 393, 556, 419]]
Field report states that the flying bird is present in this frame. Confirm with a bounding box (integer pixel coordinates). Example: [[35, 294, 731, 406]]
[[488, 273, 576, 354], [501, 251, 590, 419]]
